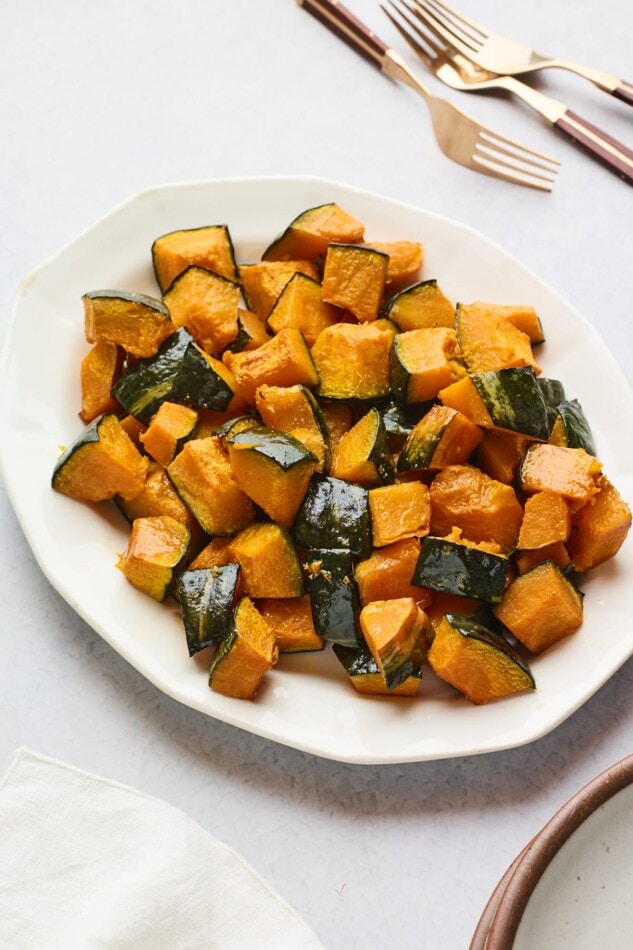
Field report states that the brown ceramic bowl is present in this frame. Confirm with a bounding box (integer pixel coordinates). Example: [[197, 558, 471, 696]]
[[470, 753, 633, 949]]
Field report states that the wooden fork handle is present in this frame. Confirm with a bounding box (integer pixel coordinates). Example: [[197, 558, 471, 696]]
[[298, 0, 389, 68], [613, 81, 633, 107], [554, 110, 633, 185]]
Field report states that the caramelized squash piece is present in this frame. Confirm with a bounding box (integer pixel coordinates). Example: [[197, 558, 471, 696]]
[[369, 482, 431, 547], [267, 273, 340, 346], [239, 261, 319, 320], [456, 301, 539, 374], [229, 308, 272, 353], [83, 291, 173, 359], [162, 266, 239, 356], [397, 405, 483, 474], [52, 414, 149, 502], [188, 536, 236, 571], [152, 225, 237, 292], [224, 327, 319, 404], [567, 475, 631, 572], [255, 383, 330, 473], [322, 244, 388, 322], [487, 303, 545, 344], [167, 436, 255, 536], [355, 539, 432, 607], [311, 321, 395, 400], [429, 464, 523, 552], [519, 443, 602, 508], [257, 595, 324, 652], [118, 414, 146, 449], [390, 327, 459, 404], [330, 408, 395, 486], [262, 202, 365, 262], [228, 522, 304, 599], [384, 279, 455, 331], [119, 515, 190, 601], [493, 560, 583, 654], [476, 428, 533, 484], [439, 375, 494, 428], [364, 240, 423, 290], [360, 598, 429, 689], [428, 613, 535, 704], [514, 542, 571, 575], [116, 460, 201, 538], [517, 491, 572, 550], [79, 341, 121, 423], [319, 402, 355, 457], [140, 402, 198, 467], [333, 642, 422, 696], [209, 596, 278, 700]]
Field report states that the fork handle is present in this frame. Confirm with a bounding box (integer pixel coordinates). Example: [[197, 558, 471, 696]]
[[613, 81, 633, 107], [554, 110, 633, 185], [298, 0, 389, 68]]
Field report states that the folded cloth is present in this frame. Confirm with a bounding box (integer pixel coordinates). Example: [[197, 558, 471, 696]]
[[0, 749, 324, 950]]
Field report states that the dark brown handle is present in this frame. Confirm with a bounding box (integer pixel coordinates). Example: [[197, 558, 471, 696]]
[[554, 109, 633, 185], [299, 0, 389, 68], [613, 81, 633, 107]]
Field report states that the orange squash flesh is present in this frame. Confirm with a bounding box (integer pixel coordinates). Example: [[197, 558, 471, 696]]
[[363, 240, 423, 290], [224, 327, 319, 405], [255, 384, 329, 473], [567, 475, 631, 572], [83, 295, 173, 359], [188, 536, 235, 570], [520, 443, 602, 508], [514, 542, 571, 575], [209, 597, 278, 700], [234, 308, 272, 351], [320, 402, 355, 456], [355, 539, 432, 607], [163, 266, 239, 356], [329, 409, 391, 486], [360, 597, 423, 679], [311, 321, 395, 400], [439, 375, 495, 428], [493, 560, 583, 654], [386, 280, 455, 331], [118, 414, 146, 449], [424, 593, 481, 629], [517, 491, 572, 550], [476, 428, 534, 484], [239, 261, 319, 320], [257, 595, 324, 652], [456, 301, 540, 374], [167, 436, 255, 536], [119, 515, 190, 601], [429, 464, 523, 552], [139, 402, 198, 467], [322, 244, 388, 322], [392, 327, 459, 403], [267, 273, 340, 347], [263, 203, 365, 262], [79, 342, 122, 424], [152, 226, 237, 291], [369, 482, 431, 548], [227, 441, 317, 531], [117, 460, 200, 534], [227, 523, 302, 599]]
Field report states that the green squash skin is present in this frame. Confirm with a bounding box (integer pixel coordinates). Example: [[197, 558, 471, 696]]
[[83, 289, 169, 317], [293, 475, 372, 559], [396, 416, 448, 473], [444, 612, 535, 687], [305, 548, 362, 648], [227, 425, 317, 471], [261, 203, 335, 262], [152, 225, 238, 291], [362, 408, 396, 485], [177, 563, 240, 657], [214, 415, 260, 441], [555, 399, 596, 455], [112, 328, 234, 424], [413, 537, 510, 603], [537, 377, 566, 408], [51, 416, 102, 488], [375, 399, 430, 440], [471, 367, 549, 440]]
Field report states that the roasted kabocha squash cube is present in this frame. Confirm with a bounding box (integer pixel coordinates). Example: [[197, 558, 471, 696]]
[[167, 436, 255, 536], [223, 327, 319, 405], [115, 460, 201, 538], [333, 641, 422, 697], [363, 240, 423, 291], [519, 443, 602, 509], [322, 243, 388, 322], [396, 404, 483, 474], [355, 539, 432, 608], [390, 327, 459, 404], [567, 475, 631, 572], [227, 308, 272, 353], [209, 596, 278, 700], [52, 414, 149, 502], [330, 408, 395, 487], [139, 402, 198, 467], [226, 426, 318, 530], [413, 534, 510, 603], [176, 563, 240, 655], [162, 265, 240, 356], [514, 542, 571, 575], [294, 475, 372, 559], [311, 321, 395, 400], [429, 464, 523, 553], [255, 383, 331, 473], [304, 547, 362, 648], [383, 279, 455, 331], [79, 341, 122, 423], [262, 202, 365, 262], [227, 522, 304, 599], [517, 491, 572, 550], [493, 560, 584, 654], [455, 301, 540, 374], [475, 428, 534, 485], [152, 225, 238, 292], [188, 536, 237, 571], [440, 368, 550, 440], [428, 613, 535, 704], [548, 398, 596, 455], [360, 598, 430, 689], [266, 273, 340, 347], [319, 401, 355, 458], [369, 481, 431, 548], [256, 595, 325, 653], [239, 261, 319, 320], [83, 290, 173, 359], [119, 515, 190, 601]]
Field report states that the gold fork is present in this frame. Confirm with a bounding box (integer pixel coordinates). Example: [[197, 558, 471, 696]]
[[409, 0, 633, 106], [384, 0, 633, 186], [297, 0, 559, 190]]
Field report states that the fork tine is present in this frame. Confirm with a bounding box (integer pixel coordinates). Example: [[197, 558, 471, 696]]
[[474, 135, 559, 184], [382, 1, 441, 64], [410, 0, 483, 58], [387, 0, 446, 59], [422, 0, 487, 43]]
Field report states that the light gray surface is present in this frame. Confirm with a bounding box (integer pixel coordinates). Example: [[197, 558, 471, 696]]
[[1, 2, 632, 947]]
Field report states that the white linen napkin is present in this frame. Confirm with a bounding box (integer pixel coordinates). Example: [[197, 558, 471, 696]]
[[0, 748, 324, 950]]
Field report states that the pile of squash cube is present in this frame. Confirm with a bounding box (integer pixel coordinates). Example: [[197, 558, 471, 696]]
[[52, 203, 631, 704]]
